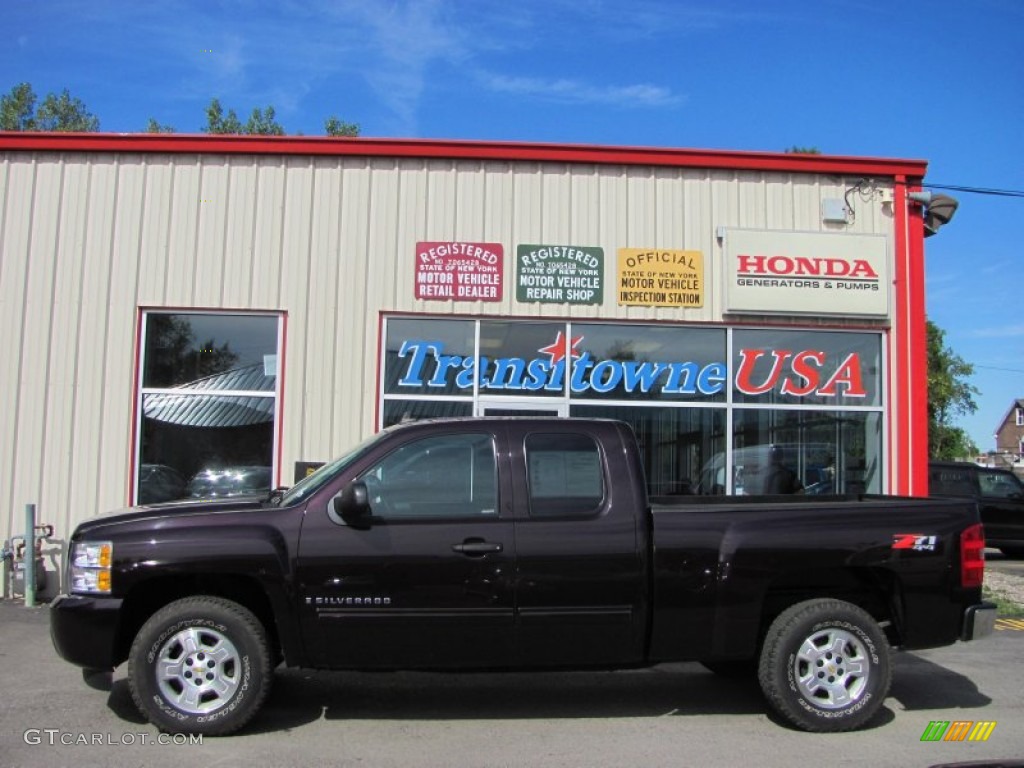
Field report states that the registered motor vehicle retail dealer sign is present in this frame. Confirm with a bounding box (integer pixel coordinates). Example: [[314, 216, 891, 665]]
[[415, 241, 504, 302], [723, 229, 890, 317], [516, 245, 604, 305]]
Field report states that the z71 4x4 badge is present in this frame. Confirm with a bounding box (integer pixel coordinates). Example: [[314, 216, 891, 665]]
[[892, 533, 938, 552]]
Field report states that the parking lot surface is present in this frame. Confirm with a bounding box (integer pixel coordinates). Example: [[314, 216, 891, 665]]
[[1, 599, 1022, 768]]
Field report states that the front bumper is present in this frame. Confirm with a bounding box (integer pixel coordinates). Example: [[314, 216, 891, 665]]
[[50, 593, 124, 669], [961, 601, 998, 641]]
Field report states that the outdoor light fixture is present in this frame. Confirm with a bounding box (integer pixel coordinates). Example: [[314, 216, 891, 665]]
[[908, 190, 959, 237]]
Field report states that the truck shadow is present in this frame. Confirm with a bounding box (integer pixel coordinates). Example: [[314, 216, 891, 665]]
[[888, 651, 992, 710], [103, 653, 991, 735]]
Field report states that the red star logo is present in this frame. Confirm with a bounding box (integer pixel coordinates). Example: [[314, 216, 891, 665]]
[[538, 331, 583, 365]]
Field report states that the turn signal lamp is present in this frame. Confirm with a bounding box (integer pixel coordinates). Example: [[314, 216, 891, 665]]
[[70, 541, 113, 594]]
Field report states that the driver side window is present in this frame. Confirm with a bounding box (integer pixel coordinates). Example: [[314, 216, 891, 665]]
[[358, 433, 498, 519]]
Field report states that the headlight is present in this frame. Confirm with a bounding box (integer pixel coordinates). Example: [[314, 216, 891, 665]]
[[69, 541, 113, 594]]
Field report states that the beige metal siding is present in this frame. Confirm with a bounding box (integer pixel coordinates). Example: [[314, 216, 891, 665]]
[[0, 150, 897, 544]]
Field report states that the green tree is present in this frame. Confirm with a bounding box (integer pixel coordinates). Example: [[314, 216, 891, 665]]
[[203, 99, 285, 135], [1, 82, 100, 131], [926, 319, 979, 458], [324, 115, 360, 137], [0, 83, 35, 130], [202, 99, 359, 136], [146, 117, 175, 133], [204, 98, 244, 134], [4, 84, 358, 137], [244, 105, 285, 135]]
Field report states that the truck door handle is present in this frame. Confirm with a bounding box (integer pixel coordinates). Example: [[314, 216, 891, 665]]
[[452, 539, 503, 556]]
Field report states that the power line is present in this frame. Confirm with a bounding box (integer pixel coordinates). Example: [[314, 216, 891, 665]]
[[923, 183, 1024, 199]]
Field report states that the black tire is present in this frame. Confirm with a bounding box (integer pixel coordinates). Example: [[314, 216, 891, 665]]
[[128, 596, 272, 736], [758, 598, 890, 732], [999, 546, 1024, 559]]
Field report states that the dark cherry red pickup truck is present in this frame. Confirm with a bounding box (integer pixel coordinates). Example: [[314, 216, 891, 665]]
[[51, 418, 995, 735]]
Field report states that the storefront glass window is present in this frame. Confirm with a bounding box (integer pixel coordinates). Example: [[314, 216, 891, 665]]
[[732, 330, 882, 407], [571, 405, 725, 496], [380, 316, 886, 496], [478, 321, 569, 396], [136, 312, 281, 505], [142, 313, 279, 388], [571, 324, 726, 402], [382, 400, 473, 427], [384, 318, 476, 397], [729, 410, 882, 495]]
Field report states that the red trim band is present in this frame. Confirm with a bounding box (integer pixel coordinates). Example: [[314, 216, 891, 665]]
[[0, 132, 928, 178]]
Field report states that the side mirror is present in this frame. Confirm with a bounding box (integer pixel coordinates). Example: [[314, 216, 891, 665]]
[[333, 481, 372, 529]]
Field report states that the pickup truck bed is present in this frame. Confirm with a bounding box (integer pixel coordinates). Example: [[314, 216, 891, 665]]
[[649, 494, 983, 661]]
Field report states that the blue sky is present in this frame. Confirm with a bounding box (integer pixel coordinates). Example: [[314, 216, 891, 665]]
[[3, 0, 1022, 450]]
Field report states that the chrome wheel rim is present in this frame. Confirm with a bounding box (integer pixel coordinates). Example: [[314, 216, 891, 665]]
[[793, 627, 869, 709], [156, 627, 242, 715]]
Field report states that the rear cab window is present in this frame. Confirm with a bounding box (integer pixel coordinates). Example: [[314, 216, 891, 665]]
[[929, 466, 977, 497], [525, 432, 605, 518]]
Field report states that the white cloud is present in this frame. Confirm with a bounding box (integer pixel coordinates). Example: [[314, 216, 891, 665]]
[[344, 0, 462, 135], [480, 73, 682, 108]]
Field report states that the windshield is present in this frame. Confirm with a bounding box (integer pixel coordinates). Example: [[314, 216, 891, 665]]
[[279, 430, 391, 506]]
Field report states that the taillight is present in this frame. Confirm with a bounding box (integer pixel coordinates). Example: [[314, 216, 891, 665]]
[[960, 523, 985, 588]]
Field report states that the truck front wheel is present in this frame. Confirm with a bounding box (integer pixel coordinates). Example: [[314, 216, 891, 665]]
[[758, 598, 891, 732], [128, 596, 272, 735]]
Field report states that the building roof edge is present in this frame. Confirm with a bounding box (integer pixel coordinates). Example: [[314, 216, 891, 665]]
[[0, 132, 929, 178]]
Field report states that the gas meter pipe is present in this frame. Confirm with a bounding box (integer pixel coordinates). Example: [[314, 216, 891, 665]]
[[25, 504, 35, 608]]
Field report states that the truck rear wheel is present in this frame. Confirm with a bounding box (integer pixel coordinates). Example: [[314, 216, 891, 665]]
[[758, 598, 890, 732], [128, 596, 272, 735]]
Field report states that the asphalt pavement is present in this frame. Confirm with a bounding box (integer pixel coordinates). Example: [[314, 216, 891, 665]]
[[1, 584, 1023, 768]]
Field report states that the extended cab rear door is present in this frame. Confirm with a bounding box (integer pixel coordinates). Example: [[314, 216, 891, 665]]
[[507, 421, 648, 666]]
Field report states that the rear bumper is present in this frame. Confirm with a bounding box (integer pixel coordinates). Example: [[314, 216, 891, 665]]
[[49, 593, 124, 669], [961, 601, 998, 641]]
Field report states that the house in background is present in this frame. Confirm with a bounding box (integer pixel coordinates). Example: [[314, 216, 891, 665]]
[[991, 399, 1024, 473]]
